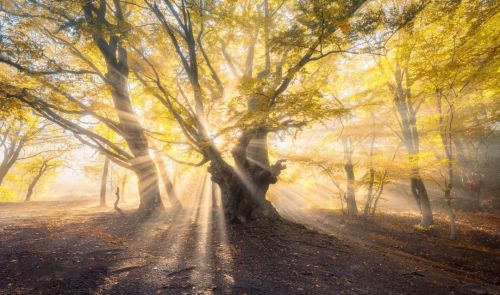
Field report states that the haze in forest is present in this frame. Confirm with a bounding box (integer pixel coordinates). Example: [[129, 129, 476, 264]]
[[0, 0, 498, 293]]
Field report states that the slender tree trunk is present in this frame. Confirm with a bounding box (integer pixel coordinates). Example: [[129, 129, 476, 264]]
[[25, 164, 47, 202], [371, 174, 387, 217], [392, 66, 433, 227], [437, 91, 457, 239], [343, 137, 358, 217], [364, 116, 376, 217], [100, 158, 109, 207], [344, 163, 357, 217], [24, 174, 40, 201], [364, 168, 375, 217], [396, 99, 434, 227]]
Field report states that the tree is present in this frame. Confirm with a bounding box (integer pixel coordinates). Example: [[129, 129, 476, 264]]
[[0, 0, 165, 216], [0, 0, 431, 224], [375, 36, 434, 227], [0, 115, 37, 185], [134, 0, 424, 222], [411, 0, 499, 235], [23, 155, 62, 202]]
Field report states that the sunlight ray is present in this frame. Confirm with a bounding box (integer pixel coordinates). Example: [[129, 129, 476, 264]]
[[189, 171, 215, 293], [213, 182, 235, 291]]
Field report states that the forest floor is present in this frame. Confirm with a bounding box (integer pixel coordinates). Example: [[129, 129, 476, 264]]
[[0, 200, 499, 295]]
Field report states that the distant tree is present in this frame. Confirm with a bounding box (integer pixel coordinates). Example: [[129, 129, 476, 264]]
[[23, 155, 62, 202], [0, 115, 45, 186]]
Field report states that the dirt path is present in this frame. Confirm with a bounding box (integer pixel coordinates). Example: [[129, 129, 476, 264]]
[[0, 200, 498, 295]]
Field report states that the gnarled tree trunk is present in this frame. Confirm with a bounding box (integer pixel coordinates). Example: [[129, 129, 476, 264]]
[[208, 129, 283, 223]]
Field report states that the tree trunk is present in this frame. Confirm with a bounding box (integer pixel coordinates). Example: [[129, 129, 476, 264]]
[[410, 172, 433, 227], [208, 129, 283, 223], [25, 164, 47, 202], [83, 1, 164, 216], [100, 157, 109, 207], [392, 64, 434, 227], [107, 68, 164, 215], [25, 159, 52, 202], [363, 168, 375, 217], [343, 137, 358, 217], [437, 92, 456, 239], [135, 162, 164, 216], [24, 174, 40, 202], [344, 163, 358, 217], [364, 114, 376, 217], [210, 163, 279, 223], [371, 176, 387, 217]]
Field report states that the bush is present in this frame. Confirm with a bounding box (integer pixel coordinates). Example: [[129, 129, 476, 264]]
[[0, 186, 21, 202]]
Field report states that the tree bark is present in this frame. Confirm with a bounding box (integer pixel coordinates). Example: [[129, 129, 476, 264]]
[[363, 168, 375, 217], [343, 137, 358, 217], [392, 65, 433, 227], [100, 157, 109, 207], [208, 129, 283, 223], [364, 114, 376, 217], [209, 163, 279, 223], [24, 163, 48, 202], [410, 173, 433, 227], [135, 162, 164, 215], [437, 91, 456, 239], [82, 1, 164, 217]]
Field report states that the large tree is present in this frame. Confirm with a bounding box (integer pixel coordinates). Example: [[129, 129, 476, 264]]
[[132, 0, 427, 222], [0, 0, 166, 216]]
